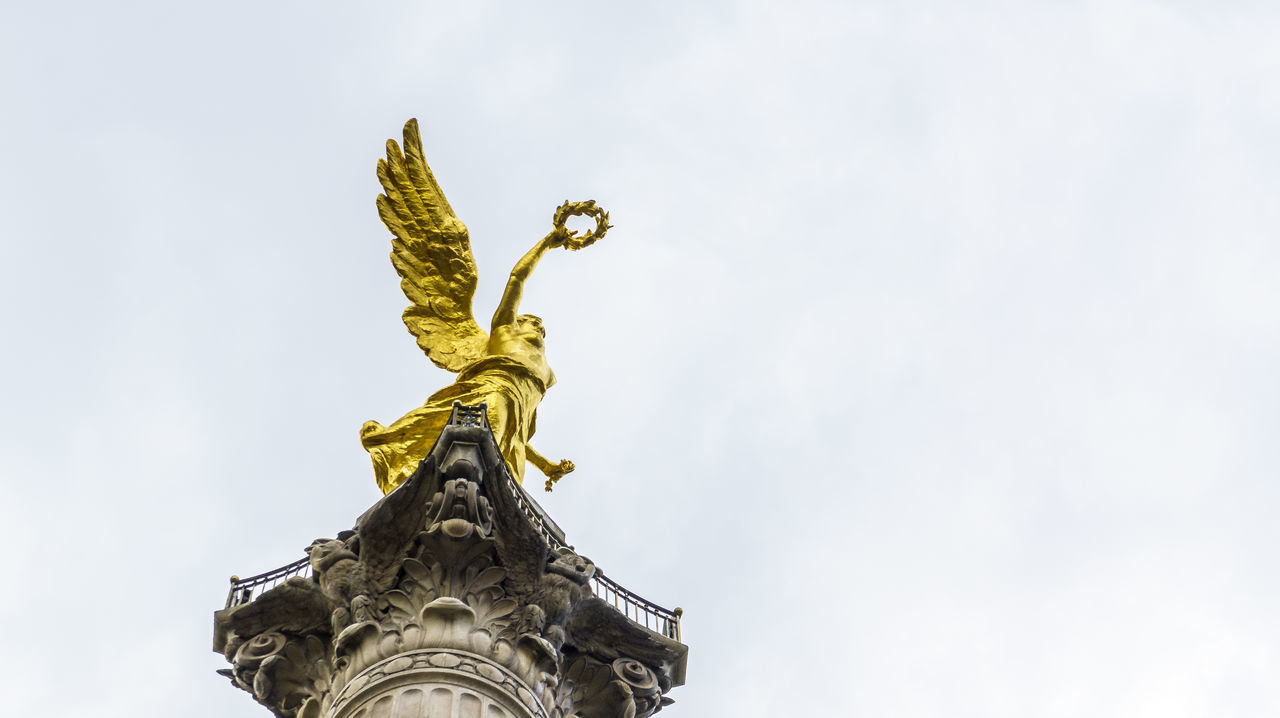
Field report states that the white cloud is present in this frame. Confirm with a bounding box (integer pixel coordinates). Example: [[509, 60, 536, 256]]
[[1, 1, 1277, 715]]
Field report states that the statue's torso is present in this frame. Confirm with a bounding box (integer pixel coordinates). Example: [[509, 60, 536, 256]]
[[486, 324, 554, 388], [363, 327, 554, 494]]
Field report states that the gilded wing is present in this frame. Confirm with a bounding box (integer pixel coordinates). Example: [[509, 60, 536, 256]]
[[377, 118, 488, 372]]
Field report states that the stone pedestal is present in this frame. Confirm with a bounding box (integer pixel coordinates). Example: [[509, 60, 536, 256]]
[[213, 410, 687, 718]]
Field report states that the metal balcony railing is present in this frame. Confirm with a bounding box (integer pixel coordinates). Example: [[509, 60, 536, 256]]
[[225, 557, 682, 641], [224, 556, 312, 609], [590, 573, 683, 641]]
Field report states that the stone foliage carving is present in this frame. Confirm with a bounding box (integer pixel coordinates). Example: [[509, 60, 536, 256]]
[[214, 423, 686, 718]]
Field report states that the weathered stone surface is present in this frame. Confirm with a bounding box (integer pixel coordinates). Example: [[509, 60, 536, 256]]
[[215, 415, 687, 718], [332, 649, 542, 718]]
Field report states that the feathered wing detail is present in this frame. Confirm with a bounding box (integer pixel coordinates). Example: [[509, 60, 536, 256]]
[[376, 118, 488, 372]]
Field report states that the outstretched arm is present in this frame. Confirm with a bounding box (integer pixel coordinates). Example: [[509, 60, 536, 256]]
[[491, 229, 569, 330], [526, 444, 575, 492]]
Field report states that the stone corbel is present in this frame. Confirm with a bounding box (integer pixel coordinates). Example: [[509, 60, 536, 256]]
[[221, 630, 334, 718], [560, 655, 669, 718]]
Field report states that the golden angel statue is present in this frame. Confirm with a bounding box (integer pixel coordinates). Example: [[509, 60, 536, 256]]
[[360, 119, 610, 496]]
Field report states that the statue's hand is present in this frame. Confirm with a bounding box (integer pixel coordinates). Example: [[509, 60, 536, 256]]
[[542, 226, 572, 250], [543, 459, 575, 492]]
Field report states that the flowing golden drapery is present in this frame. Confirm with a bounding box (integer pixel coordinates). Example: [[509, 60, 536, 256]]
[[360, 356, 550, 494]]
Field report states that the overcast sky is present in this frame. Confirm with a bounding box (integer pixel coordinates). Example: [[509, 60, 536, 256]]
[[2, 2, 1278, 716]]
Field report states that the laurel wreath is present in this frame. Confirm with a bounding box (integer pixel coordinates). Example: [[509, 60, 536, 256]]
[[552, 200, 612, 251]]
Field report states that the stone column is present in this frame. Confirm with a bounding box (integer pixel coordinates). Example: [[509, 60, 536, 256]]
[[330, 646, 542, 718], [214, 414, 687, 718]]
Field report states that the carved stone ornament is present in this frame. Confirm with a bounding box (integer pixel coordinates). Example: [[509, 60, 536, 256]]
[[214, 417, 687, 718]]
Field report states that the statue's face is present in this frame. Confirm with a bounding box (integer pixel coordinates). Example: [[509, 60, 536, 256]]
[[516, 315, 546, 343]]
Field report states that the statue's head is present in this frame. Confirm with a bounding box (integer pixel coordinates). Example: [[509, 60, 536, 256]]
[[517, 314, 545, 339]]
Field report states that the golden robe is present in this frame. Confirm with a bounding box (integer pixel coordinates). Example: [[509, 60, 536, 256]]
[[360, 355, 550, 494]]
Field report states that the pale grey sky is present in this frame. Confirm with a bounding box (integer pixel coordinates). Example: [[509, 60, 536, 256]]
[[2, 2, 1278, 716]]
